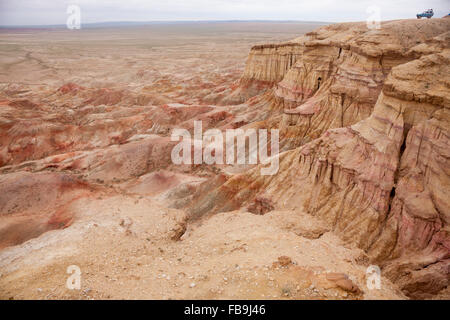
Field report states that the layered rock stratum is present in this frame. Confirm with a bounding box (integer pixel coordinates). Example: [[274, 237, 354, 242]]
[[0, 20, 449, 300]]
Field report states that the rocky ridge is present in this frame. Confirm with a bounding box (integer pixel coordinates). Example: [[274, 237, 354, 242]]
[[189, 19, 450, 299]]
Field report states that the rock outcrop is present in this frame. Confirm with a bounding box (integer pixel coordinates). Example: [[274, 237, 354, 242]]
[[222, 43, 303, 105], [189, 19, 450, 298], [227, 19, 450, 151]]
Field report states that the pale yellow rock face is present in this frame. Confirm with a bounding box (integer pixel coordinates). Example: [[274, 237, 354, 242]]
[[227, 19, 450, 150], [222, 43, 304, 105], [192, 19, 450, 298]]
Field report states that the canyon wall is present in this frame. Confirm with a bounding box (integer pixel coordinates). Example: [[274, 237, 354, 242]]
[[190, 19, 450, 298], [228, 20, 450, 150], [221, 42, 304, 105]]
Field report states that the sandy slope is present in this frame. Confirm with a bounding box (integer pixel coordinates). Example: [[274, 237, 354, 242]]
[[0, 194, 404, 300]]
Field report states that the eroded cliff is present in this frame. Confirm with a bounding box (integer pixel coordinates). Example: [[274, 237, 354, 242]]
[[189, 19, 450, 298], [227, 20, 450, 150]]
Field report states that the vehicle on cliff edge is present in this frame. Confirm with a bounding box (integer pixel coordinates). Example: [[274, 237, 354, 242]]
[[417, 9, 434, 19]]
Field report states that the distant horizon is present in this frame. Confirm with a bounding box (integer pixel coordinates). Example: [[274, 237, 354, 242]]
[[0, 19, 333, 29], [3, 16, 448, 29]]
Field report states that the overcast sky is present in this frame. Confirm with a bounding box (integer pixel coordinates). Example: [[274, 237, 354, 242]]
[[0, 0, 448, 26]]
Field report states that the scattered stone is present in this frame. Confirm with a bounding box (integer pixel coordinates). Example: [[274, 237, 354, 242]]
[[326, 273, 361, 294], [277, 256, 293, 267], [83, 288, 92, 295], [281, 286, 291, 297], [170, 219, 187, 241], [247, 196, 275, 215]]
